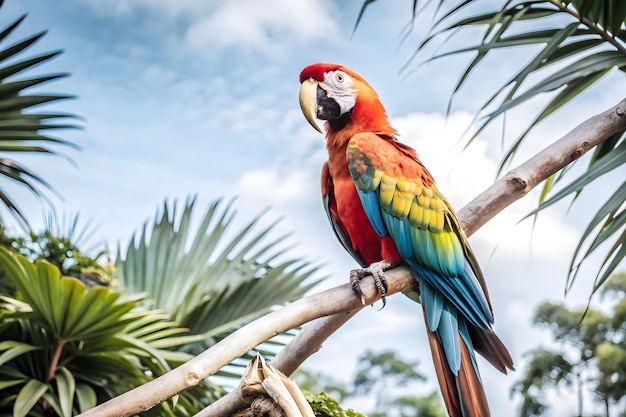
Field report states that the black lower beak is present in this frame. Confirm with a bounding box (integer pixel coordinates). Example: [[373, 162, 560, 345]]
[[316, 85, 341, 120]]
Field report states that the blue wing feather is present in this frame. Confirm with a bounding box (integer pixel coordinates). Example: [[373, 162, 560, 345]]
[[358, 190, 388, 237]]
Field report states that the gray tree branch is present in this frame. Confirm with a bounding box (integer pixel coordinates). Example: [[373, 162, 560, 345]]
[[78, 97, 626, 417]]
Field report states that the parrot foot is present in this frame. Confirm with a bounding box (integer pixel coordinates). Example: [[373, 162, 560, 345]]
[[349, 260, 391, 309]]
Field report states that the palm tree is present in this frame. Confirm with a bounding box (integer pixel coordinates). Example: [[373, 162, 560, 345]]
[[357, 0, 626, 295], [0, 0, 78, 229]]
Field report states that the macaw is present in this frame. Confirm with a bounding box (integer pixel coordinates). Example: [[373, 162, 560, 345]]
[[298, 63, 514, 417]]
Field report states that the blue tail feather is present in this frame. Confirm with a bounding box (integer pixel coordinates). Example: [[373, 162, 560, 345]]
[[420, 277, 482, 377], [411, 261, 490, 330], [437, 303, 461, 372]]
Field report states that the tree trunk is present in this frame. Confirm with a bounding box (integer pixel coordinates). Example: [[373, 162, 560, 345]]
[[577, 370, 583, 417]]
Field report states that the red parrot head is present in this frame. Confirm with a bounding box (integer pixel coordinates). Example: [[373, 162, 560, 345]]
[[299, 63, 392, 136]]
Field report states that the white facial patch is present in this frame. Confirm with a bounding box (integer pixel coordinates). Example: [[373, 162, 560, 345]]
[[324, 70, 357, 115]]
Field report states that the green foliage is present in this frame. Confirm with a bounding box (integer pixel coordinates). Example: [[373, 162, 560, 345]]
[[393, 392, 447, 417], [534, 302, 611, 358], [305, 392, 366, 417], [511, 348, 574, 416], [353, 350, 425, 395], [0, 2, 80, 229], [114, 197, 322, 379], [0, 213, 111, 289], [297, 350, 444, 417], [596, 342, 626, 406], [512, 272, 626, 416], [294, 369, 351, 402], [358, 0, 626, 296], [0, 246, 219, 416]]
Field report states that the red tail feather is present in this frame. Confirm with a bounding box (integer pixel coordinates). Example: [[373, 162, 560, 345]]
[[424, 312, 491, 417]]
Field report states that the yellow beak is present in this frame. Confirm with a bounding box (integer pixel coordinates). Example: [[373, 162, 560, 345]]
[[299, 78, 323, 134]]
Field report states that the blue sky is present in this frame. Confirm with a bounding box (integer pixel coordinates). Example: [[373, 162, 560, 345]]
[[3, 0, 626, 416]]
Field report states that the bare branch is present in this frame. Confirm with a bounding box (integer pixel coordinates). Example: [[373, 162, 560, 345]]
[[78, 266, 415, 417], [78, 97, 626, 417], [460, 97, 626, 236]]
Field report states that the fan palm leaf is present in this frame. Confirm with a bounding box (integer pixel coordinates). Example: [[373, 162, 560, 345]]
[[114, 196, 323, 376], [0, 247, 219, 416]]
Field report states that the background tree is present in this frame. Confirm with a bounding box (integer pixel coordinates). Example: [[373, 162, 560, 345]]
[[294, 350, 446, 417], [511, 272, 626, 417], [352, 350, 428, 417], [0, 212, 110, 289]]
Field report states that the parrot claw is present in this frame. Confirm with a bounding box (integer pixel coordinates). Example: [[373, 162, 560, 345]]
[[349, 260, 391, 309]]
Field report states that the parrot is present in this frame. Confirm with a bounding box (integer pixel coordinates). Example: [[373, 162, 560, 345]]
[[298, 63, 514, 417]]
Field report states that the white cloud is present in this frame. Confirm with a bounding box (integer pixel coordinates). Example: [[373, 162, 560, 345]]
[[392, 111, 491, 202], [81, 0, 339, 55], [236, 167, 319, 205], [184, 0, 338, 54], [78, 0, 213, 17]]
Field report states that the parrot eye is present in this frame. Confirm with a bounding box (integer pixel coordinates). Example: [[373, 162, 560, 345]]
[[336, 72, 345, 83]]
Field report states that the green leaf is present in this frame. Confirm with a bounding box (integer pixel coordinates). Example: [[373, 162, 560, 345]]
[[55, 367, 75, 417], [0, 247, 136, 341], [497, 67, 612, 174], [0, 10, 80, 227], [0, 366, 28, 390], [485, 51, 626, 124], [114, 197, 322, 386], [0, 340, 40, 366], [75, 383, 97, 413], [592, 228, 626, 292], [525, 142, 626, 294], [13, 379, 47, 417], [353, 0, 379, 36], [116, 197, 321, 329], [529, 141, 626, 216]]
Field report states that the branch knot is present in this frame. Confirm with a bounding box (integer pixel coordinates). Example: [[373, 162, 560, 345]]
[[185, 371, 200, 386], [507, 175, 528, 192]]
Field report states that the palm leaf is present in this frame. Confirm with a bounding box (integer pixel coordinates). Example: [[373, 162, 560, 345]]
[[13, 379, 47, 417], [114, 196, 323, 384], [524, 138, 626, 293], [0, 250, 219, 415], [358, 0, 626, 295], [0, 5, 80, 228], [0, 247, 135, 341]]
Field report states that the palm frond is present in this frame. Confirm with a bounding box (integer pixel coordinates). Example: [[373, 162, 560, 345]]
[[114, 196, 323, 382], [0, 5, 80, 228], [0, 248, 219, 415]]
